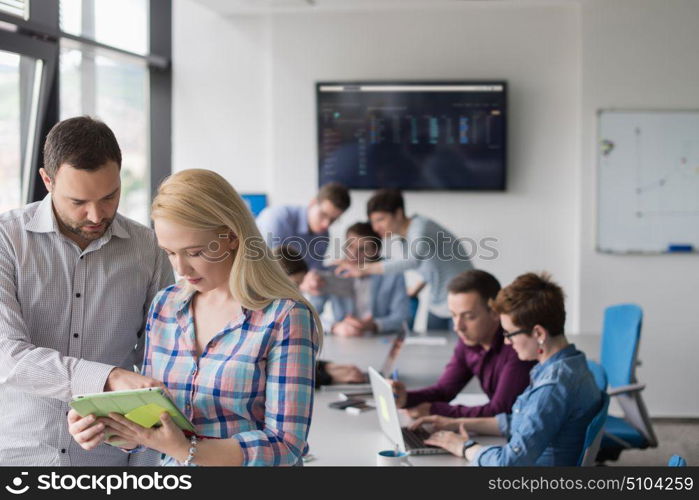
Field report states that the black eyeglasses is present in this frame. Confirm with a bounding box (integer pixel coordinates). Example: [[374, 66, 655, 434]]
[[502, 328, 531, 340]]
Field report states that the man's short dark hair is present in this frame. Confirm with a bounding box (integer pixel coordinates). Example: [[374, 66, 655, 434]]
[[43, 116, 121, 179], [317, 182, 350, 212], [273, 244, 309, 276], [346, 221, 380, 242], [367, 188, 404, 217], [447, 270, 501, 308]]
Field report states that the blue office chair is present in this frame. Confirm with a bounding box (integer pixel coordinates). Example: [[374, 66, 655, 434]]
[[668, 455, 687, 467], [597, 304, 658, 462], [241, 193, 268, 217], [578, 392, 610, 466]]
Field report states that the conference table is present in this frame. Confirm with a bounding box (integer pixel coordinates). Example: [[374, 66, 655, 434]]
[[305, 330, 506, 466], [305, 329, 601, 466]]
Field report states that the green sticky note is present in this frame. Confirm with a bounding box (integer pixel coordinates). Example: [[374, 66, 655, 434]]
[[124, 403, 170, 428]]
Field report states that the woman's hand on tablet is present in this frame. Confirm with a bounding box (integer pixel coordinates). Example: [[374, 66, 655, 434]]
[[102, 411, 190, 461]]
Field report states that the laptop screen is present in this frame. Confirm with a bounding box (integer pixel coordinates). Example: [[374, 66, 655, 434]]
[[368, 366, 406, 452], [379, 321, 408, 377]]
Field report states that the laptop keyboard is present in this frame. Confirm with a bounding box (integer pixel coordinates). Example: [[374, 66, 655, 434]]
[[401, 426, 444, 454]]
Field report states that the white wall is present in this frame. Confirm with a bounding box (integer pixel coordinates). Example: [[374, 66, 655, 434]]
[[268, 4, 581, 331], [175, 1, 582, 327], [173, 0, 699, 415], [579, 0, 699, 416], [173, 0, 270, 192]]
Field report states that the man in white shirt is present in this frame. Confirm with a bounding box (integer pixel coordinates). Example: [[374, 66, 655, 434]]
[[0, 116, 173, 465]]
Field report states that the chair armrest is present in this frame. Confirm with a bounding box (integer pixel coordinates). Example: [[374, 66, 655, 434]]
[[608, 382, 646, 396]]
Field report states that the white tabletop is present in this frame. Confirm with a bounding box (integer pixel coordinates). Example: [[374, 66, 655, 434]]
[[306, 331, 505, 466]]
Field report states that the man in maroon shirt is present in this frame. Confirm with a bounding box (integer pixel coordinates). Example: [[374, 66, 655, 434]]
[[392, 270, 535, 418]]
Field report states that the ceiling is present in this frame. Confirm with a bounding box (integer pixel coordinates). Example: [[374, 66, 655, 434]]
[[187, 0, 563, 16]]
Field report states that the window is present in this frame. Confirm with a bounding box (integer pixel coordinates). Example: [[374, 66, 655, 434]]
[[0, 0, 29, 20], [58, 0, 152, 224], [0, 0, 170, 223], [0, 29, 53, 211], [59, 0, 149, 55], [60, 41, 150, 224], [0, 50, 27, 211]]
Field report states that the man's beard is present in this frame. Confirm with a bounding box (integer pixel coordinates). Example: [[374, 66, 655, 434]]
[[62, 215, 115, 242]]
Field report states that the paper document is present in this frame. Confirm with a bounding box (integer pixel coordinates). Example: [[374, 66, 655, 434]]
[[404, 337, 448, 346], [449, 393, 490, 407]]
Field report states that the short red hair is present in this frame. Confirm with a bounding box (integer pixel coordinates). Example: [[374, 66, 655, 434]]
[[490, 272, 566, 336]]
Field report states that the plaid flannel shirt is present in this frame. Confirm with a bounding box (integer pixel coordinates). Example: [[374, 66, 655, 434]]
[[142, 283, 318, 466]]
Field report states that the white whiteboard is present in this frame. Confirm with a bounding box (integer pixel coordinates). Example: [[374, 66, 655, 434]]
[[597, 110, 699, 254]]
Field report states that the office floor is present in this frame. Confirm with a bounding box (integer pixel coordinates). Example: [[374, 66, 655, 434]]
[[608, 419, 698, 466]]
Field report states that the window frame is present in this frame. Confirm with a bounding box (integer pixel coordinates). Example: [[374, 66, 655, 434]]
[[0, 0, 171, 210], [0, 28, 57, 205], [0, 0, 30, 20]]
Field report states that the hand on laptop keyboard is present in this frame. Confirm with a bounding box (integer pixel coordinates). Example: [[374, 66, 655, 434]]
[[408, 414, 460, 432], [422, 423, 472, 458]]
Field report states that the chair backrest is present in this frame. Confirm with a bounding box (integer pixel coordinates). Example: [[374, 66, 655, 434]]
[[579, 392, 610, 466], [587, 360, 608, 391], [600, 304, 643, 388], [242, 193, 268, 217], [668, 455, 687, 466]]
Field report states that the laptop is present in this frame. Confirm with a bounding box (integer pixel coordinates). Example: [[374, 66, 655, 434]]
[[367, 366, 449, 456], [375, 320, 408, 378], [322, 321, 408, 392]]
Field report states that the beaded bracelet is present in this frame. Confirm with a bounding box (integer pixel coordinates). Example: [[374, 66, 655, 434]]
[[182, 435, 199, 466]]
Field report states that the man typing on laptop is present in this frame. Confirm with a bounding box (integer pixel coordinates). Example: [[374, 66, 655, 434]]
[[391, 270, 534, 418]]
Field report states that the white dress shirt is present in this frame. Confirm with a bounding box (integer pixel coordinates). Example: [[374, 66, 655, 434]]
[[0, 195, 173, 465]]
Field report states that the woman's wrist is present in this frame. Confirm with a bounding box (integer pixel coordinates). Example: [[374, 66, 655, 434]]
[[171, 435, 195, 463], [465, 444, 483, 462], [181, 435, 199, 466], [447, 418, 468, 432]]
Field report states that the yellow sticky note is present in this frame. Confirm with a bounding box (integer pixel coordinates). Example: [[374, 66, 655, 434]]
[[378, 395, 390, 422], [124, 403, 169, 428]]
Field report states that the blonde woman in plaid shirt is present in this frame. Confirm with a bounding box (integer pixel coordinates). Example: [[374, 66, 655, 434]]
[[69, 169, 322, 466]]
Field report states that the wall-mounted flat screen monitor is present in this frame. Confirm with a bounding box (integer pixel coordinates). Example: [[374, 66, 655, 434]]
[[317, 81, 507, 190]]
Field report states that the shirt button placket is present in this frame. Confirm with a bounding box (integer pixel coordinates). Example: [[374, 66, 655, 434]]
[[186, 365, 197, 416], [58, 403, 72, 465], [69, 252, 86, 359], [62, 252, 86, 465]]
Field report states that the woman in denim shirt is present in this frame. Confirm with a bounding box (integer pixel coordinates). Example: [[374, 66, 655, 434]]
[[411, 272, 602, 466]]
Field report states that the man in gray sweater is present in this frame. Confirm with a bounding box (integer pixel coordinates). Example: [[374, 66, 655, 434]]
[[335, 189, 473, 330]]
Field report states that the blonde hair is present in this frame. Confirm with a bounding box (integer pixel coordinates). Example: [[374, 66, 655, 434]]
[[151, 169, 322, 348]]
